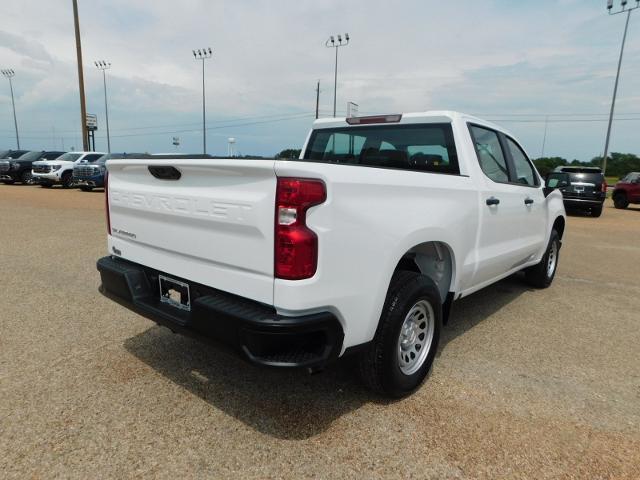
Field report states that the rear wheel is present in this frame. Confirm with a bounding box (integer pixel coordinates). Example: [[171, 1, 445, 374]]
[[2, 180, 15, 185], [525, 229, 560, 288], [591, 205, 603, 217], [61, 172, 74, 188], [40, 182, 52, 188], [613, 193, 629, 209], [359, 271, 442, 398], [80, 186, 93, 192]]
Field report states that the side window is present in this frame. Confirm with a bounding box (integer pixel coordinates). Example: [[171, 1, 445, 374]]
[[83, 154, 102, 162], [506, 138, 539, 186], [469, 125, 509, 183]]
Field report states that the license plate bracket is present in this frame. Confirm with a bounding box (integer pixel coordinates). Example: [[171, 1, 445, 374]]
[[159, 275, 191, 311]]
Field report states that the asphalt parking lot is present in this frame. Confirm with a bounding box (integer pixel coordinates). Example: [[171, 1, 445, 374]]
[[1, 184, 639, 479]]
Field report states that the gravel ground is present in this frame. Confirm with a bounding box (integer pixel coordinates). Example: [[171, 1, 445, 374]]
[[1, 184, 639, 479]]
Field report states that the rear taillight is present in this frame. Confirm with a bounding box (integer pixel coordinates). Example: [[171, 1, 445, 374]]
[[104, 170, 111, 235], [275, 177, 326, 280], [601, 181, 607, 193]]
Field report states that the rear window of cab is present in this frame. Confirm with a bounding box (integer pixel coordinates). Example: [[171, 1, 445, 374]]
[[302, 123, 459, 175]]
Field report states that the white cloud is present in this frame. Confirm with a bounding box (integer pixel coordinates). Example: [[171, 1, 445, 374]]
[[0, 0, 638, 159]]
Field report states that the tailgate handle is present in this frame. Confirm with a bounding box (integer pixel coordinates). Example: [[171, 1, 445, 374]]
[[148, 166, 181, 180]]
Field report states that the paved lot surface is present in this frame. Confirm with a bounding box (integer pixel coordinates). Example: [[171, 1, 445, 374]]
[[1, 184, 639, 479]]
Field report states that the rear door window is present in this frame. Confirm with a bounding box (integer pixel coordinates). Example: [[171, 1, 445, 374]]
[[469, 125, 510, 183]]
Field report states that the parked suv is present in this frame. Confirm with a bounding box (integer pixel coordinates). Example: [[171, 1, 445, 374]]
[[0, 151, 65, 184], [74, 153, 147, 191], [0, 150, 29, 183], [32, 151, 105, 188], [552, 166, 607, 217], [612, 172, 640, 209]]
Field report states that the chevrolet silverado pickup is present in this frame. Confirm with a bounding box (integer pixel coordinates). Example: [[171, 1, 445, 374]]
[[97, 111, 566, 397]]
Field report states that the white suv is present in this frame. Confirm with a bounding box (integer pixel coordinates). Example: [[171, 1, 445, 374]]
[[32, 151, 105, 188]]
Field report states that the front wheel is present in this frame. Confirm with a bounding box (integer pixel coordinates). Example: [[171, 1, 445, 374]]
[[525, 229, 560, 288], [80, 186, 93, 192], [359, 271, 442, 398], [61, 172, 74, 188], [20, 170, 34, 185]]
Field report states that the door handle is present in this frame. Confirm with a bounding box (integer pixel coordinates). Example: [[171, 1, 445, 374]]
[[486, 197, 500, 206], [524, 198, 534, 205]]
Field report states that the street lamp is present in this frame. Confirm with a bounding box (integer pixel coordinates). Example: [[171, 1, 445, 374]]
[[325, 33, 350, 117], [94, 60, 112, 153], [601, 0, 638, 174], [1, 69, 20, 149], [193, 47, 213, 155]]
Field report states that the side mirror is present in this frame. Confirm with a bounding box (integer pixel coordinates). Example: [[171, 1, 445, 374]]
[[543, 173, 570, 197]]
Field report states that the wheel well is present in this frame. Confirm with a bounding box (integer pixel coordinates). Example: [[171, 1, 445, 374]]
[[613, 189, 627, 198], [393, 241, 454, 303], [552, 216, 565, 240]]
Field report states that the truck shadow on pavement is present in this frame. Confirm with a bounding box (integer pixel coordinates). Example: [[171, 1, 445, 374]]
[[124, 274, 532, 440]]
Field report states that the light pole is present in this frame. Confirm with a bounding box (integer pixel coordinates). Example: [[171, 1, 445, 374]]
[[192, 47, 213, 155], [325, 33, 350, 117], [602, 0, 638, 174], [1, 69, 19, 149], [95, 60, 111, 153]]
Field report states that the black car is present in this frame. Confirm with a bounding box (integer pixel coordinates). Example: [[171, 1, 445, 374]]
[[0, 150, 66, 185], [549, 166, 607, 217]]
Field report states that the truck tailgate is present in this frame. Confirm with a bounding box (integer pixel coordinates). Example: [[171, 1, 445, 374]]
[[106, 159, 276, 305]]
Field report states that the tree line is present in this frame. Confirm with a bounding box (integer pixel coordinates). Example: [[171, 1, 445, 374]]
[[276, 148, 639, 179], [533, 152, 640, 178]]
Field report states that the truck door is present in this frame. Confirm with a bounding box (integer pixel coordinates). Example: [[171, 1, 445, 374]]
[[468, 125, 535, 286], [503, 136, 547, 260]]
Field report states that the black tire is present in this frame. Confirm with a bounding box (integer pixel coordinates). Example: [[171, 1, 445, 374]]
[[20, 170, 34, 185], [40, 183, 52, 188], [591, 205, 603, 217], [2, 180, 15, 185], [61, 172, 74, 188], [613, 193, 629, 209], [525, 229, 560, 288], [80, 186, 93, 192], [359, 271, 442, 398]]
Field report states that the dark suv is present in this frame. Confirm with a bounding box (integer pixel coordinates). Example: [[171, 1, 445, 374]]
[[549, 166, 607, 217], [73, 153, 147, 191], [0, 150, 65, 184], [0, 150, 29, 183]]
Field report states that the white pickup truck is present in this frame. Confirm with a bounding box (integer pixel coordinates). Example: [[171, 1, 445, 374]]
[[32, 151, 105, 188], [97, 111, 566, 397]]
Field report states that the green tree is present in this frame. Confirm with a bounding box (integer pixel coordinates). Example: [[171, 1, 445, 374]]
[[275, 149, 302, 160]]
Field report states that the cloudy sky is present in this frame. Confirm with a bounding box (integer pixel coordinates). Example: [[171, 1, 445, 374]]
[[1, 0, 638, 159]]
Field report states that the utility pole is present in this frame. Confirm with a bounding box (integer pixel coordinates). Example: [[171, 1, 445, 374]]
[[540, 115, 549, 158], [72, 0, 88, 151], [1, 69, 19, 149], [95, 60, 112, 153], [315, 80, 320, 119], [192, 47, 213, 155], [602, 0, 638, 174], [325, 33, 350, 117]]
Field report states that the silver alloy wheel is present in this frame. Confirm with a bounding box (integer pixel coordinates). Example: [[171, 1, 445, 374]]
[[397, 299, 435, 375], [547, 240, 558, 278]]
